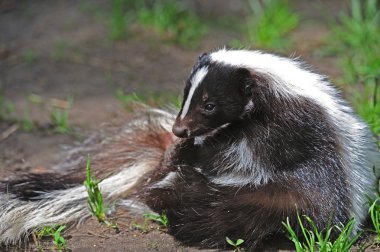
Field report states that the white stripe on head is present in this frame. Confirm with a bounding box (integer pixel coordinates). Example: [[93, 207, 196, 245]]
[[180, 66, 209, 119], [210, 49, 337, 111]]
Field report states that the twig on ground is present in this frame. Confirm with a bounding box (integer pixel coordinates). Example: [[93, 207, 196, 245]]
[[0, 124, 19, 142], [87, 231, 111, 239]]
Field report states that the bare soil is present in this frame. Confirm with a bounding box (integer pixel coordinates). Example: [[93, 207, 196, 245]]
[[0, 0, 372, 251]]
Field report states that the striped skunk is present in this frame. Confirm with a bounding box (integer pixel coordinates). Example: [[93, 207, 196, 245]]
[[1, 49, 379, 250]]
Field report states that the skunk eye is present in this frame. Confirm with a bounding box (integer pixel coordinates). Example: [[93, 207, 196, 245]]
[[204, 103, 215, 112]]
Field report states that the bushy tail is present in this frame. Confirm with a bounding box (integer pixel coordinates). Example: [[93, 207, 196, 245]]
[[0, 109, 176, 245]]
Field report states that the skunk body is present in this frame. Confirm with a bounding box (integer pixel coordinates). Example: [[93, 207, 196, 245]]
[[1, 49, 379, 250]]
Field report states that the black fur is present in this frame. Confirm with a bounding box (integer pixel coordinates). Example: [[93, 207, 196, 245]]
[[1, 173, 82, 200], [174, 63, 253, 137], [151, 57, 351, 250]]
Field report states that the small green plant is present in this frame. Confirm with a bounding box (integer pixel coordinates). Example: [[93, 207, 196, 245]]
[[329, 0, 380, 82], [0, 89, 35, 131], [52, 225, 67, 251], [233, 0, 299, 51], [369, 198, 380, 244], [143, 212, 169, 228], [28, 93, 44, 104], [171, 95, 182, 109], [51, 97, 73, 134], [19, 98, 35, 131], [226, 237, 244, 252], [283, 213, 361, 252], [353, 78, 380, 135], [99, 0, 206, 46], [116, 90, 145, 112], [84, 156, 119, 230], [84, 156, 106, 223], [21, 105, 33, 131], [52, 41, 71, 61], [0, 88, 15, 121], [37, 225, 67, 251], [136, 0, 206, 47], [116, 89, 181, 111], [130, 218, 152, 233], [109, 0, 128, 40], [327, 0, 380, 135], [37, 226, 54, 238], [23, 49, 37, 64]]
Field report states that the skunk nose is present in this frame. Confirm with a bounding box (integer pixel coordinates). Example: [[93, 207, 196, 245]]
[[172, 125, 189, 138]]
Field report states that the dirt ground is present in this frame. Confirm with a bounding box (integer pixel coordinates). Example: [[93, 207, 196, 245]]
[[0, 0, 369, 251]]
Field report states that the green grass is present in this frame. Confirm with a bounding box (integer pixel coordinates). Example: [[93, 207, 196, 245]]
[[232, 0, 299, 51], [21, 104, 33, 131], [116, 89, 181, 111], [327, 0, 380, 135], [84, 0, 206, 47], [109, 0, 129, 40], [50, 97, 73, 134], [143, 212, 169, 228], [52, 225, 67, 251], [329, 0, 380, 82], [353, 78, 380, 135], [27, 93, 44, 104], [369, 198, 380, 244], [37, 225, 67, 251], [84, 156, 118, 230], [130, 212, 168, 234], [81, 0, 128, 41], [23, 49, 37, 64], [369, 177, 380, 246], [52, 41, 71, 61], [367, 175, 380, 247], [116, 90, 145, 112], [0, 88, 34, 131], [283, 213, 361, 252], [136, 0, 207, 48], [84, 156, 106, 223], [130, 218, 152, 233], [226, 237, 244, 252], [1, 91, 75, 134], [0, 88, 15, 122]]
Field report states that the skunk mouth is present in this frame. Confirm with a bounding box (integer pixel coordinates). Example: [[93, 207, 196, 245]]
[[172, 123, 212, 138], [189, 123, 231, 140], [172, 121, 231, 139]]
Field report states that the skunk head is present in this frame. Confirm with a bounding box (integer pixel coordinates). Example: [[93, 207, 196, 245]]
[[172, 52, 255, 138]]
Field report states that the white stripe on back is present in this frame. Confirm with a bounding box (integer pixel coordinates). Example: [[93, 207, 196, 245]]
[[180, 66, 208, 119]]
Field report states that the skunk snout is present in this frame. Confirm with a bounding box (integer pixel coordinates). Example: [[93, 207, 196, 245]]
[[172, 124, 189, 138]]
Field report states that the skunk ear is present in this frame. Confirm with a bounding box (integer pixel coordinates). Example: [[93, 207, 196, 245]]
[[198, 52, 208, 61], [235, 68, 255, 98], [191, 53, 209, 73]]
